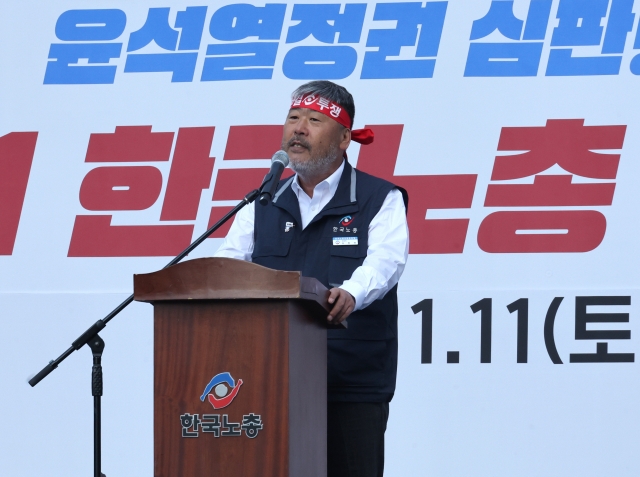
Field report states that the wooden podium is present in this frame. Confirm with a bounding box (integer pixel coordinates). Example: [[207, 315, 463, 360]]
[[133, 257, 333, 477]]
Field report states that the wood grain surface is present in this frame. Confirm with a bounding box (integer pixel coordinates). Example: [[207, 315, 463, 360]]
[[154, 299, 327, 477], [288, 301, 327, 477], [136, 257, 305, 301]]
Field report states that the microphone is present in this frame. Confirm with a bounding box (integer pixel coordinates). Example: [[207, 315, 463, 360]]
[[259, 150, 290, 206]]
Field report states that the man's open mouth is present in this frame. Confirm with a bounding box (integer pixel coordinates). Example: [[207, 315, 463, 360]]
[[287, 135, 310, 149]]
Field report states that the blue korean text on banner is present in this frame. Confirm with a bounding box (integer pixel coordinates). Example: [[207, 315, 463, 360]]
[[361, 1, 448, 79], [464, 0, 552, 77], [124, 7, 207, 83], [202, 4, 286, 81], [44, 9, 126, 84], [546, 0, 635, 76], [283, 4, 366, 80]]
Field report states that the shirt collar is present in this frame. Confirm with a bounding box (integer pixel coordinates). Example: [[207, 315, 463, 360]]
[[291, 159, 345, 200]]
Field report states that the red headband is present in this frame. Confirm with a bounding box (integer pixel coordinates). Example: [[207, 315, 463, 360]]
[[290, 93, 374, 145]]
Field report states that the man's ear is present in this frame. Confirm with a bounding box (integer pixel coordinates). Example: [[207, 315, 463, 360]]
[[339, 127, 351, 152]]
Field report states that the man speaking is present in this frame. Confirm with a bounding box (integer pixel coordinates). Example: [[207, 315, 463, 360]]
[[215, 81, 409, 477]]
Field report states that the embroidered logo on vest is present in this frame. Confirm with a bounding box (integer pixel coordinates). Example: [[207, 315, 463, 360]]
[[335, 215, 357, 233], [339, 215, 354, 226]]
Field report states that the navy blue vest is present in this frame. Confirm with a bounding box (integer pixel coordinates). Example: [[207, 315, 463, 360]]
[[252, 161, 404, 402]]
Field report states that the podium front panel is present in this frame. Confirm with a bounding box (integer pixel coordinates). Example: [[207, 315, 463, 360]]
[[153, 299, 326, 477]]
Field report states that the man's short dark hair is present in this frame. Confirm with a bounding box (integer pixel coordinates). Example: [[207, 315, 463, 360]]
[[291, 81, 355, 128]]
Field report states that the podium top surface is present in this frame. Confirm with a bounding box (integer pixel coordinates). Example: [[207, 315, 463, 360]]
[[133, 257, 330, 311]]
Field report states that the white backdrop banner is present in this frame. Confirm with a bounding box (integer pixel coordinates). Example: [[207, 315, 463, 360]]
[[1, 1, 639, 476]]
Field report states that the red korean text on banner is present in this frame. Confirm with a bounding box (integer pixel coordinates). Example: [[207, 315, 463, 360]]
[[356, 125, 477, 254], [0, 132, 38, 255], [208, 125, 293, 238], [68, 126, 215, 257], [478, 119, 626, 253]]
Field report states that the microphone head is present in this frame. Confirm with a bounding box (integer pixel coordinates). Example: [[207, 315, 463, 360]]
[[272, 150, 290, 167]]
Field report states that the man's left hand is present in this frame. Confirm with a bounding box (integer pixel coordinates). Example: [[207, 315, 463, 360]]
[[327, 288, 355, 324]]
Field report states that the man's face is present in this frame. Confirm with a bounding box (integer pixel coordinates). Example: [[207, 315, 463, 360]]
[[281, 107, 349, 176]]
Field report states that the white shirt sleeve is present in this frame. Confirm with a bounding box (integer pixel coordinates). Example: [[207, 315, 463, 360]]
[[212, 201, 255, 262], [339, 189, 409, 311]]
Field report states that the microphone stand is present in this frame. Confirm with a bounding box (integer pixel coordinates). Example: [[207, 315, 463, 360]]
[[28, 186, 262, 477]]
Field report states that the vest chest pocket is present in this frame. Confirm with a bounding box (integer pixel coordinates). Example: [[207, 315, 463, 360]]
[[252, 230, 293, 258], [328, 240, 367, 286]]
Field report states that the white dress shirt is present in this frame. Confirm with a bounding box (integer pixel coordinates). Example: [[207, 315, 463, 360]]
[[214, 161, 409, 311]]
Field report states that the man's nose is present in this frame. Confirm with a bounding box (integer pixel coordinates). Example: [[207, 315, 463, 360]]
[[293, 118, 309, 135]]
